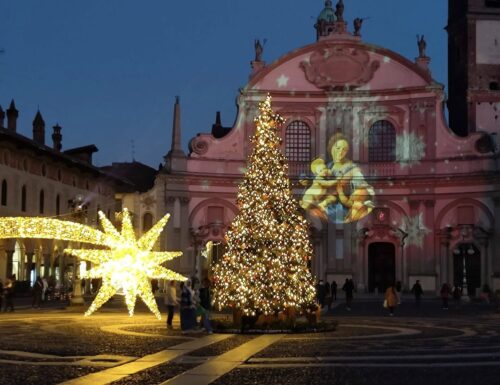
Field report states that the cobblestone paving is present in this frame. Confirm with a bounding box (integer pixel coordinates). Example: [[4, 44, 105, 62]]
[[0, 299, 499, 385]]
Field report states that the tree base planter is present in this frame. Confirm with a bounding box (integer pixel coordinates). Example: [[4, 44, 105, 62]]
[[215, 308, 335, 334]]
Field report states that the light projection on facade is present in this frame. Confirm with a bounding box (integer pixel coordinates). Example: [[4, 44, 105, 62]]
[[0, 208, 185, 319], [396, 132, 426, 168], [400, 213, 431, 249], [300, 133, 375, 223]]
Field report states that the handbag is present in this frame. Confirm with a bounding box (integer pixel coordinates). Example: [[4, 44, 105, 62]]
[[383, 299, 388, 308]]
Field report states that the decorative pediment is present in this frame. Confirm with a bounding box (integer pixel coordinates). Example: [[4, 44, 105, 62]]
[[300, 47, 380, 90]]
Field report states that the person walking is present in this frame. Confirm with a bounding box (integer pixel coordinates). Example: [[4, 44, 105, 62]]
[[198, 278, 213, 334], [316, 279, 326, 308], [411, 280, 423, 309], [179, 280, 196, 333], [331, 280, 337, 301], [32, 277, 44, 309], [440, 283, 451, 310], [384, 283, 398, 316], [342, 278, 354, 311], [164, 280, 177, 329]]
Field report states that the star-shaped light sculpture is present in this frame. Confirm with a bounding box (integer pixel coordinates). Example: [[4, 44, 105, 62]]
[[65, 208, 186, 319]]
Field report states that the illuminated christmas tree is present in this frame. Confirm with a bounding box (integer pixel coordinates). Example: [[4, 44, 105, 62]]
[[212, 95, 316, 317]]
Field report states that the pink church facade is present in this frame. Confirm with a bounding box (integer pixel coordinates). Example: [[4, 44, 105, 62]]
[[153, 2, 500, 294]]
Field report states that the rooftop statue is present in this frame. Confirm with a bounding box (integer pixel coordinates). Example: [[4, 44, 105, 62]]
[[254, 39, 263, 62], [417, 34, 427, 58]]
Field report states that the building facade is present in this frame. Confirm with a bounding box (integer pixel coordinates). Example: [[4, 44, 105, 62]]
[[135, 1, 500, 294], [447, 0, 500, 135], [0, 100, 127, 289]]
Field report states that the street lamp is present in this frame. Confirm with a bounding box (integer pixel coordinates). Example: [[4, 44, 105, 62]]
[[453, 227, 475, 302], [68, 194, 88, 305]]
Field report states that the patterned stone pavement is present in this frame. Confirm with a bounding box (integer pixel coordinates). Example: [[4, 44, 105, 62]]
[[0, 299, 498, 385]]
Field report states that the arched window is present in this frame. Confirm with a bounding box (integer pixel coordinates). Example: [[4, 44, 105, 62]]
[[1, 179, 7, 206], [39, 190, 45, 214], [143, 212, 153, 232], [21, 185, 27, 212], [368, 120, 396, 162], [285, 121, 311, 162], [56, 194, 60, 216]]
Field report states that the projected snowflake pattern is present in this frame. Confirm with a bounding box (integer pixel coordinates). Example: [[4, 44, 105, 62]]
[[396, 132, 426, 168], [401, 213, 431, 249]]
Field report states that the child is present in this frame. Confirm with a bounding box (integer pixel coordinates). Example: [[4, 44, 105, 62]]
[[300, 158, 338, 215]]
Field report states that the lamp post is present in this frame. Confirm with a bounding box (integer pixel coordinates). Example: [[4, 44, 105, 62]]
[[453, 228, 475, 302], [68, 195, 87, 305]]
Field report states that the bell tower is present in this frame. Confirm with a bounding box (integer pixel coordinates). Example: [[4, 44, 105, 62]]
[[447, 0, 500, 136]]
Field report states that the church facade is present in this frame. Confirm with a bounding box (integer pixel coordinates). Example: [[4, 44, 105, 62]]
[[137, 1, 500, 294]]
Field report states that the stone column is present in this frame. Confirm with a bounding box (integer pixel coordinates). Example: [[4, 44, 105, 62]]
[[356, 228, 369, 292], [493, 198, 500, 275], [423, 200, 435, 274], [327, 221, 337, 271], [437, 228, 452, 289], [0, 241, 8, 281], [408, 200, 421, 276]]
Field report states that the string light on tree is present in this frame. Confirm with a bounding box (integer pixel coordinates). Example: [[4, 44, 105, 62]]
[[212, 94, 316, 317], [0, 209, 186, 319]]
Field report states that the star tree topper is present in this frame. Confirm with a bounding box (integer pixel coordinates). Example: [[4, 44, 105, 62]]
[[65, 208, 186, 319]]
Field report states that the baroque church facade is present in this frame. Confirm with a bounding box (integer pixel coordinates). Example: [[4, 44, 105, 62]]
[[131, 0, 500, 294]]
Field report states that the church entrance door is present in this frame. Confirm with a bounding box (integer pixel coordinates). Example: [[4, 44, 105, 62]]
[[368, 242, 395, 293]]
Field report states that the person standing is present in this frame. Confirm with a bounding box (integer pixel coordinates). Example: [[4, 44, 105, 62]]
[[179, 280, 196, 333], [198, 278, 213, 334], [411, 280, 423, 309], [316, 279, 326, 308], [164, 280, 177, 329], [32, 277, 44, 308], [384, 283, 398, 316], [440, 283, 451, 310], [342, 278, 354, 311], [331, 280, 337, 301], [3, 275, 15, 312]]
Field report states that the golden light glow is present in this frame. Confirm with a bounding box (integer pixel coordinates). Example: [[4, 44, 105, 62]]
[[212, 95, 316, 316], [0, 209, 186, 319]]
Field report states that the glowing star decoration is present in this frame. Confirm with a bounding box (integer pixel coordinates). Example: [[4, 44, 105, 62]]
[[401, 213, 431, 249], [396, 132, 426, 168], [0, 210, 185, 319], [65, 209, 186, 319]]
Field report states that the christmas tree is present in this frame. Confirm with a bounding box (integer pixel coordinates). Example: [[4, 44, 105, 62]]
[[212, 95, 316, 317]]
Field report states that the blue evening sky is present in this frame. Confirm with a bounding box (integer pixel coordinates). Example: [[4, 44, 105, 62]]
[[0, 1, 447, 168]]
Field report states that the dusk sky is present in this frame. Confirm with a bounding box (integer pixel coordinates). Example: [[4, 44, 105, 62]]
[[0, 1, 447, 168]]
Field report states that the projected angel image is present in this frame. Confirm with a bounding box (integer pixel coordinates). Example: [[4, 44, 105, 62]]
[[300, 133, 375, 223]]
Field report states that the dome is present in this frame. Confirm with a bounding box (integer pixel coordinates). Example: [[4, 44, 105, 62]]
[[317, 0, 335, 23]]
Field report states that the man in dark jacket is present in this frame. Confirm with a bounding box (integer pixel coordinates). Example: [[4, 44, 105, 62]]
[[411, 280, 423, 309], [198, 278, 212, 334]]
